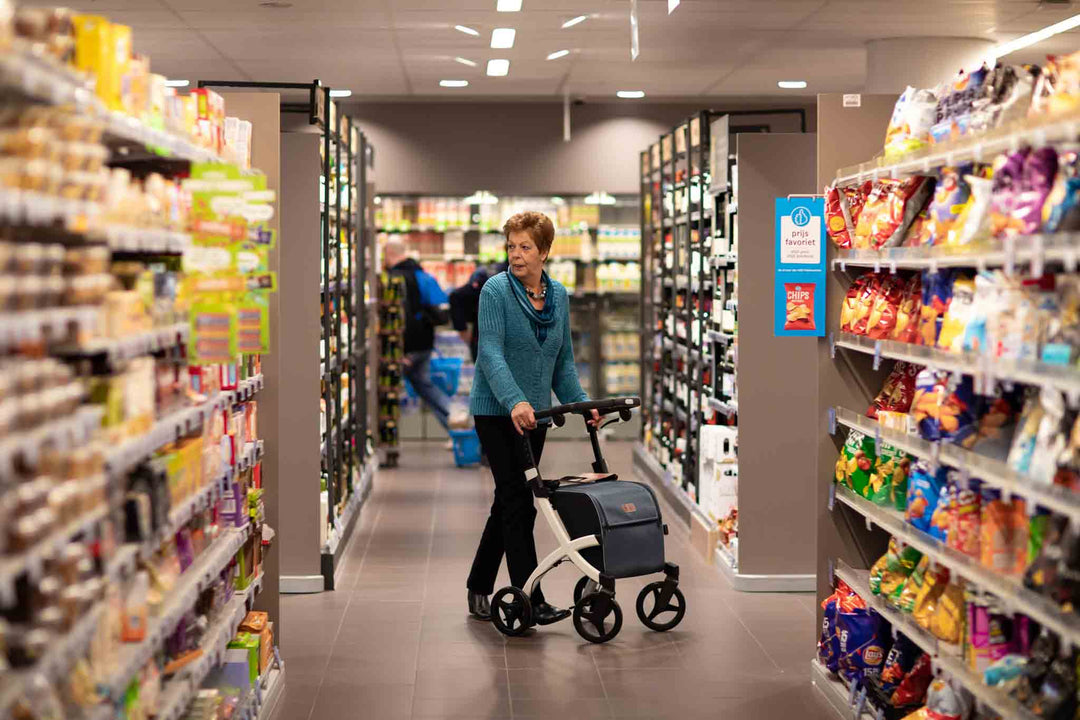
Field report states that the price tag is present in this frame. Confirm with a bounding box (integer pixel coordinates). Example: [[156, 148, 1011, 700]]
[[828, 482, 836, 511]]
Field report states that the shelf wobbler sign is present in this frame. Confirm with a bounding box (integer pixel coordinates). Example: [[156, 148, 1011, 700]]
[[774, 197, 826, 337]]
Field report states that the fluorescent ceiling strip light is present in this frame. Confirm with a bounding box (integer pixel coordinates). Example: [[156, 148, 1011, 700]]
[[164, 79, 189, 87], [329, 89, 352, 97], [562, 15, 588, 28], [497, 0, 522, 11], [777, 80, 806, 89], [989, 13, 1080, 62], [617, 90, 645, 98], [546, 49, 570, 60], [487, 58, 510, 76], [454, 24, 480, 36], [454, 56, 478, 67], [668, 0, 680, 13], [440, 80, 469, 88], [491, 27, 516, 49]]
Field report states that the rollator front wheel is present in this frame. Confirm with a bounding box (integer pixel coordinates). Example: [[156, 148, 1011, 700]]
[[635, 581, 686, 632], [491, 587, 532, 637], [573, 576, 599, 605], [573, 592, 622, 644]]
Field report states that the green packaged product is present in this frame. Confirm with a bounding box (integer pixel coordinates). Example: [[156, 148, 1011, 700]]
[[870, 537, 923, 598], [897, 555, 930, 612], [868, 442, 912, 510], [838, 430, 877, 498]]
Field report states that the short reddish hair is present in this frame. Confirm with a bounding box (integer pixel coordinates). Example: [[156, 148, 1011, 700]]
[[503, 211, 555, 256]]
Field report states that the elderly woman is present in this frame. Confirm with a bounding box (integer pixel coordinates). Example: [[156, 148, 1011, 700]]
[[465, 211, 599, 626]]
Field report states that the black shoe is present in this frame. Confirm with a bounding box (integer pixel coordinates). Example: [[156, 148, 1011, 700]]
[[467, 591, 491, 620], [532, 602, 571, 626]]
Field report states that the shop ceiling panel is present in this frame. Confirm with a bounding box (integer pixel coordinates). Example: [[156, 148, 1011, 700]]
[[199, 28, 395, 61], [177, 9, 393, 30], [712, 50, 867, 96], [129, 28, 224, 61]]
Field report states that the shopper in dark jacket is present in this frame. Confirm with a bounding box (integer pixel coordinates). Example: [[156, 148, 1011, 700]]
[[385, 239, 452, 429], [449, 261, 508, 362]]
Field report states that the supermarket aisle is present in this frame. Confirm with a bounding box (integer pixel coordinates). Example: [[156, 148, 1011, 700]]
[[271, 441, 834, 720]]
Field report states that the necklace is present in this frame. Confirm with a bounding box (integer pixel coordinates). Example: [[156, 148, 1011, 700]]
[[525, 283, 547, 300]]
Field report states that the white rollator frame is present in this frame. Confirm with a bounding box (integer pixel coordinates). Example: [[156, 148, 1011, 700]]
[[489, 397, 686, 645]]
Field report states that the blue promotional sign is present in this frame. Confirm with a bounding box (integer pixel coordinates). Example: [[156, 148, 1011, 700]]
[[774, 197, 826, 337]]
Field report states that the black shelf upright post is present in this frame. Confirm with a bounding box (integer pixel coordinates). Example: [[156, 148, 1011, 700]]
[[357, 132, 369, 459], [321, 85, 336, 530], [679, 122, 693, 496], [659, 132, 671, 469], [639, 151, 649, 441], [334, 107, 345, 505], [344, 118, 355, 491]]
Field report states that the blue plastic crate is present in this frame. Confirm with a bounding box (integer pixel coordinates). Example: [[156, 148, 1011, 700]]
[[429, 357, 463, 396], [449, 428, 481, 467]]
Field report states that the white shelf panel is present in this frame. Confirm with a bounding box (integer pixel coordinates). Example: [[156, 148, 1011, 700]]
[[810, 658, 875, 720], [834, 108, 1080, 186], [55, 322, 189, 362], [831, 234, 1080, 275], [833, 483, 1080, 652], [832, 406, 1080, 525], [833, 560, 1037, 720]]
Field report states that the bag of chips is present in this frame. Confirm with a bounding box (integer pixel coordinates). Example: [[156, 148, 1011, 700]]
[[819, 584, 842, 673], [979, 486, 1027, 577], [923, 677, 972, 720], [825, 183, 864, 249], [917, 270, 954, 346], [946, 476, 981, 558], [878, 632, 921, 694], [869, 537, 922, 599], [840, 275, 869, 334], [783, 282, 815, 331], [970, 64, 1040, 133], [850, 274, 882, 335], [928, 580, 965, 645], [891, 274, 922, 344], [1007, 391, 1045, 476], [906, 460, 947, 535], [989, 149, 1028, 237], [952, 172, 995, 246], [1031, 50, 1080, 117], [892, 652, 934, 708], [1042, 149, 1080, 233], [933, 65, 990, 143], [911, 369, 977, 445], [838, 430, 877, 497], [861, 177, 935, 250], [937, 273, 976, 353], [896, 554, 930, 612], [911, 563, 951, 632], [869, 442, 912, 511], [867, 274, 906, 339], [1009, 147, 1059, 236], [837, 606, 890, 684], [1040, 274, 1080, 365], [884, 86, 938, 159], [914, 165, 975, 246], [868, 361, 921, 419]]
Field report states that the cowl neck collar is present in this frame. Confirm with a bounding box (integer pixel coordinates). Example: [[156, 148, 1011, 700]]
[[507, 270, 557, 344]]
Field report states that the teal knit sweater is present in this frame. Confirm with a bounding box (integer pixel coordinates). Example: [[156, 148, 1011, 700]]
[[469, 272, 588, 417]]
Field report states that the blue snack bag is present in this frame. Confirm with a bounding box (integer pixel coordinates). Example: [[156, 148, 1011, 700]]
[[819, 592, 841, 673], [906, 460, 947, 536], [838, 607, 890, 684]]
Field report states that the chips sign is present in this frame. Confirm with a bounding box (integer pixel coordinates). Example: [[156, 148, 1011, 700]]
[[774, 197, 826, 337]]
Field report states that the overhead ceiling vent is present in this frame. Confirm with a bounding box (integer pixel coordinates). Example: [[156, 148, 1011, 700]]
[[258, 1, 293, 8]]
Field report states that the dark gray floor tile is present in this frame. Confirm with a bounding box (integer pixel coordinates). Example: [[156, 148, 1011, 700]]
[[511, 697, 613, 720]]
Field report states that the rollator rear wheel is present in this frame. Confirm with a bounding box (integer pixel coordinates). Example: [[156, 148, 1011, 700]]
[[573, 592, 622, 644], [491, 587, 532, 637], [573, 576, 599, 605], [635, 581, 686, 632]]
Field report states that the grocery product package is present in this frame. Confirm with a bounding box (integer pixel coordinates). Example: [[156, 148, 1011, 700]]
[[979, 486, 1027, 577], [905, 460, 950, 540], [910, 369, 976, 445], [892, 274, 923, 343], [917, 270, 954, 346], [1031, 50, 1080, 117], [867, 274, 906, 339], [884, 86, 938, 159], [931, 65, 990, 145], [840, 274, 870, 334], [946, 475, 980, 558], [868, 442, 912, 511], [936, 273, 976, 352], [825, 182, 870, 249], [855, 177, 935, 250], [869, 537, 923, 601], [837, 604, 891, 684], [836, 429, 877, 497], [911, 165, 974, 247], [969, 64, 1040, 133], [1040, 274, 1080, 365], [819, 579, 865, 674], [1042, 149, 1080, 233], [868, 361, 921, 420]]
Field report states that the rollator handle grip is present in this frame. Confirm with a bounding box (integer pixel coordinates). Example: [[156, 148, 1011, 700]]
[[533, 397, 640, 428]]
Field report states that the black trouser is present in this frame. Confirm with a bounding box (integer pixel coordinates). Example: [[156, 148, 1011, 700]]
[[467, 416, 548, 604]]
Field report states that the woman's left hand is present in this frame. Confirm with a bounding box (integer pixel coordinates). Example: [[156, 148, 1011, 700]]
[[587, 409, 601, 427]]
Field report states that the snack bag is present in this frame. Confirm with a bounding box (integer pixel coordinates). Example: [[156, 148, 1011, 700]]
[[969, 392, 1023, 462], [1009, 147, 1059, 236], [884, 86, 938, 159], [961, 271, 1004, 356], [850, 274, 882, 335], [916, 165, 974, 246], [840, 275, 870, 333], [783, 283, 815, 331], [970, 64, 1039, 132], [870, 537, 923, 600], [819, 585, 842, 673], [911, 369, 976, 445], [869, 442, 912, 510], [868, 361, 920, 419], [878, 632, 921, 694], [911, 562, 950, 631], [1040, 274, 1080, 365], [923, 677, 972, 720], [866, 274, 905, 339], [1007, 391, 1045, 476], [928, 580, 965, 645], [892, 652, 934, 708], [947, 476, 981, 558], [839, 430, 876, 497], [896, 554, 930, 612], [825, 183, 863, 249], [905, 460, 947, 534], [952, 172, 995, 246], [1042, 149, 1080, 232], [837, 606, 889, 684], [891, 274, 923, 344], [934, 65, 990, 139], [979, 486, 1027, 577], [937, 273, 976, 352], [917, 269, 954, 345], [872, 177, 935, 250], [989, 149, 1027, 237]]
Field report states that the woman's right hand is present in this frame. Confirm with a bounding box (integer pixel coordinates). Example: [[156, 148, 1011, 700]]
[[511, 401, 537, 435]]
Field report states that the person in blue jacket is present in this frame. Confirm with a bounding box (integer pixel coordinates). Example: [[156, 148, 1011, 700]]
[[385, 239, 452, 430]]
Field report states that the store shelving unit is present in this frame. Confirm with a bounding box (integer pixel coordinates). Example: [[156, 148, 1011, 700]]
[[0, 42, 280, 718], [202, 81, 379, 593], [634, 110, 817, 590], [375, 193, 641, 441], [813, 93, 1080, 720]]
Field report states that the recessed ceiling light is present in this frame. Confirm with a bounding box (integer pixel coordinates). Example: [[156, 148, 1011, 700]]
[[667, 0, 680, 12], [546, 49, 570, 61], [491, 28, 515, 49], [497, 0, 522, 10], [562, 15, 588, 28], [454, 24, 480, 36], [617, 90, 645, 99], [777, 80, 807, 89], [486, 59, 510, 77], [454, 56, 478, 67], [164, 79, 189, 88], [440, 80, 469, 88], [329, 89, 353, 97], [989, 12, 1080, 62]]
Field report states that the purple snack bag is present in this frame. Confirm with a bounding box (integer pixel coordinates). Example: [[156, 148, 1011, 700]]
[[1010, 147, 1059, 235], [990, 149, 1028, 233]]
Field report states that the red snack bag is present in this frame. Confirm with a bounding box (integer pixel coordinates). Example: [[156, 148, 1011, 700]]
[[854, 182, 890, 249], [867, 275, 906, 339], [868, 361, 920, 419], [840, 275, 869, 333], [859, 177, 935, 250], [891, 652, 933, 707], [784, 283, 816, 331], [851, 275, 884, 336], [826, 184, 853, 249], [891, 274, 923, 344]]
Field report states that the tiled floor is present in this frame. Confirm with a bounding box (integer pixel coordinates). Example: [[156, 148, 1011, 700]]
[[270, 440, 836, 720]]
